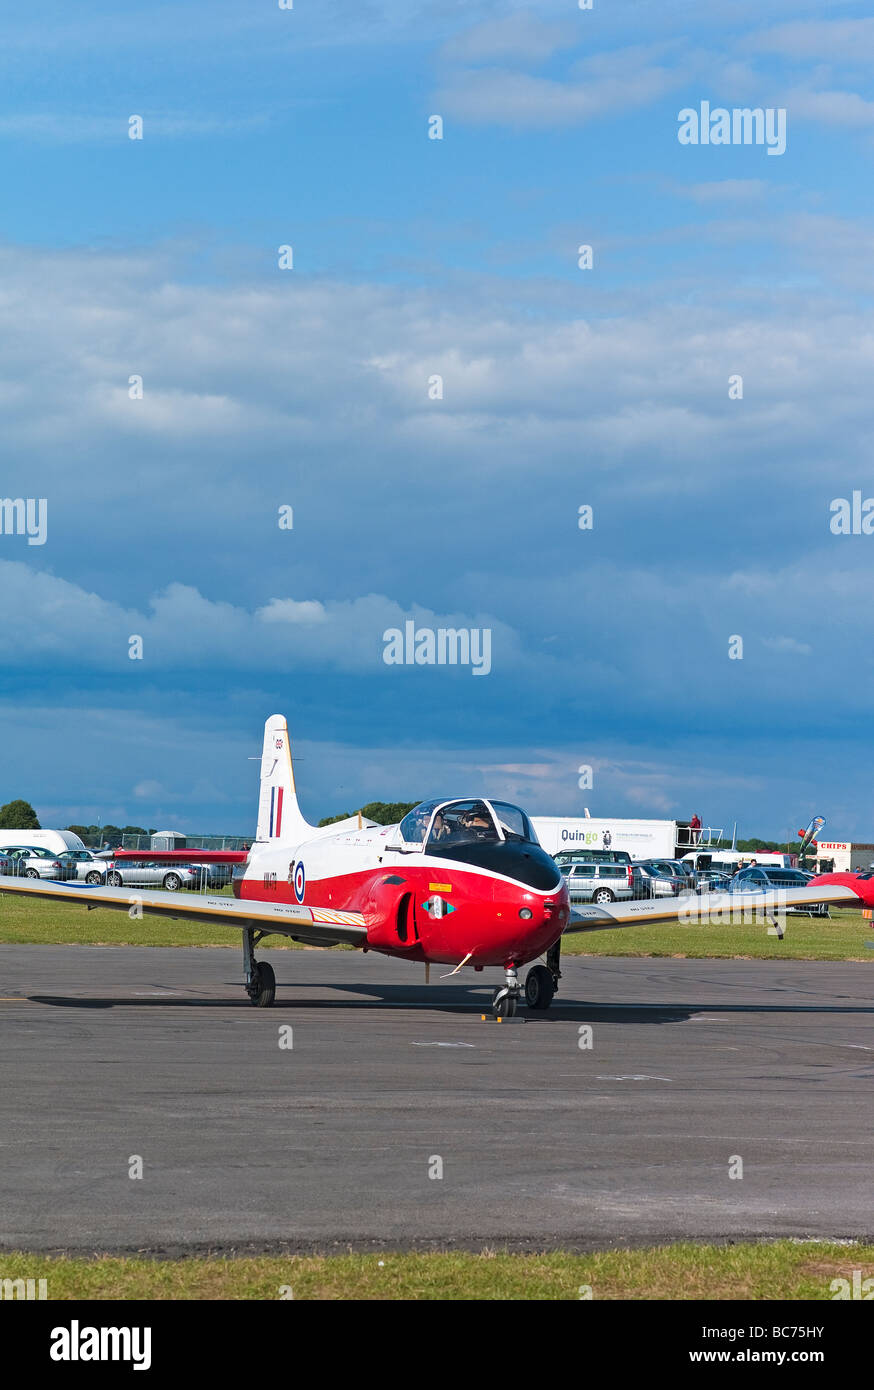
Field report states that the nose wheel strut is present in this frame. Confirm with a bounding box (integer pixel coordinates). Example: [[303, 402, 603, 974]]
[[492, 963, 520, 1018]]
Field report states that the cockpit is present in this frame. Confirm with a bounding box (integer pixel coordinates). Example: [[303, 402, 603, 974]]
[[399, 799, 539, 850], [396, 798, 559, 890]]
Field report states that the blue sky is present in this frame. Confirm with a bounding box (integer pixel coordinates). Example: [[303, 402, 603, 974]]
[[2, 0, 874, 841]]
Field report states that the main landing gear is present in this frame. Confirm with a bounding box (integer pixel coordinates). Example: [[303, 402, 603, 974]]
[[243, 928, 276, 1007], [523, 939, 563, 1012]]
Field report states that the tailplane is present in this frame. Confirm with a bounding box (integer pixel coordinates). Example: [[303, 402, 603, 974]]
[[255, 714, 316, 845]]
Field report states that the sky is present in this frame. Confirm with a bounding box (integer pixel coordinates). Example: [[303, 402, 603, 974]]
[[1, 0, 873, 842]]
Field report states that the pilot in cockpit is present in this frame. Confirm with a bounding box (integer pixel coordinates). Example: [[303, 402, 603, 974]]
[[460, 804, 494, 838]]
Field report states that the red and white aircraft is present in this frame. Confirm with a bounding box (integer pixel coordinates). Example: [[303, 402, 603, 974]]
[[4, 714, 873, 1015]]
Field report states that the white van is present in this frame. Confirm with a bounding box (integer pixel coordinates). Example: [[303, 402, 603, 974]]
[[0, 828, 87, 855], [682, 849, 794, 873]]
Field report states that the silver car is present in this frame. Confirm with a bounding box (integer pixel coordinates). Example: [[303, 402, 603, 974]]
[[637, 858, 698, 892], [105, 861, 200, 892], [4, 846, 77, 880], [57, 849, 109, 885], [188, 862, 233, 889], [631, 863, 679, 898], [561, 861, 634, 904]]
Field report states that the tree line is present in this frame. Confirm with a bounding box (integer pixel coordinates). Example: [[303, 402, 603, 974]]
[[318, 801, 418, 828]]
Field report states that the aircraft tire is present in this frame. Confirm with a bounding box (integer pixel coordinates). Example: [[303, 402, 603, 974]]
[[250, 961, 276, 1008], [492, 987, 517, 1018], [524, 964, 555, 1010]]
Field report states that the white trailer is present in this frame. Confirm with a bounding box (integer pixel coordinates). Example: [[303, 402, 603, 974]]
[[531, 816, 683, 861], [0, 828, 87, 855]]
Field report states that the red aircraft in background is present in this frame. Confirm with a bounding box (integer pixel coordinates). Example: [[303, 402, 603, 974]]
[[4, 715, 873, 1015]]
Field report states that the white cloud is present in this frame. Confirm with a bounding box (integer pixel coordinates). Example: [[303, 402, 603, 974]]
[[0, 563, 520, 675], [257, 599, 328, 624], [784, 87, 874, 128], [436, 50, 683, 128], [762, 635, 813, 655], [683, 179, 768, 204], [0, 112, 268, 144], [752, 19, 874, 62], [440, 13, 576, 64]]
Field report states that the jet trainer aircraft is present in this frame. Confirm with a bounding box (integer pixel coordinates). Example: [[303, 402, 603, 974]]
[[4, 714, 873, 1016]]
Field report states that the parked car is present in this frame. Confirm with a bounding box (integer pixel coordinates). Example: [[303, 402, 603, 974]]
[[631, 863, 680, 898], [0, 850, 10, 876], [3, 846, 77, 880], [636, 858, 697, 892], [696, 869, 734, 893], [187, 862, 233, 889], [726, 866, 830, 917], [57, 849, 109, 884], [561, 861, 634, 904], [555, 848, 632, 867], [104, 861, 201, 892]]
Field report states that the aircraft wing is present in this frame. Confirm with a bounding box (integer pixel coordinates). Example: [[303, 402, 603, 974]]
[[0, 878, 366, 947], [565, 883, 861, 933]]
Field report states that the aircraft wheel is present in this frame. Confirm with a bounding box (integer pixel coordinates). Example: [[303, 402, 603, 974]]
[[492, 987, 517, 1019], [249, 961, 276, 1008], [525, 964, 555, 1010]]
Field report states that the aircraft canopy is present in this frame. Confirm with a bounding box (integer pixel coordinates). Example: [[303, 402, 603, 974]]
[[398, 799, 539, 849]]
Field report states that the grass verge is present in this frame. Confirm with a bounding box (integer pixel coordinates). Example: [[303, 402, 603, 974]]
[[560, 906, 873, 960], [0, 1242, 871, 1300]]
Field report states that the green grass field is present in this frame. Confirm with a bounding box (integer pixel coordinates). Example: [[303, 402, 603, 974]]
[[0, 885, 333, 949], [561, 905, 874, 961], [0, 887, 870, 960], [1, 1242, 871, 1300]]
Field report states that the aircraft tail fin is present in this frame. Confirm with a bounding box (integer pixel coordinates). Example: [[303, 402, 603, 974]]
[[255, 714, 315, 845]]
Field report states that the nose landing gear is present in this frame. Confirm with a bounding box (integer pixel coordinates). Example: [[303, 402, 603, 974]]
[[491, 963, 520, 1017]]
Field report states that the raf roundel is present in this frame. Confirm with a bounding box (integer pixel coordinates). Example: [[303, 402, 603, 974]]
[[293, 860, 306, 903]]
